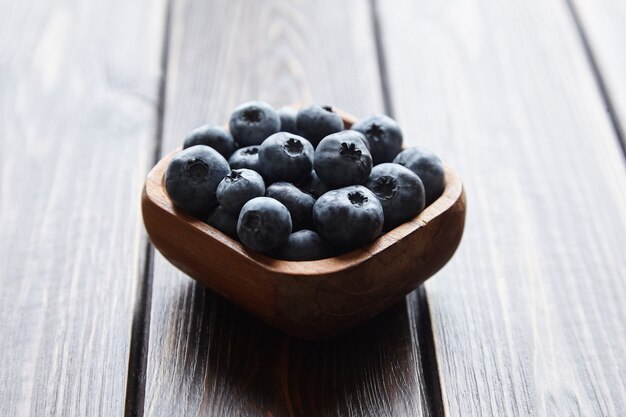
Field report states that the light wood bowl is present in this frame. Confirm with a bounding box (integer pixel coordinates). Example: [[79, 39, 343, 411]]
[[142, 111, 466, 339]]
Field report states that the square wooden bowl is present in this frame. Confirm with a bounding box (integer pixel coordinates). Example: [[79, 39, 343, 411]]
[[142, 111, 466, 339]]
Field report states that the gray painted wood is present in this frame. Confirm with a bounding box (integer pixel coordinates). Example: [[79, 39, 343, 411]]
[[378, 0, 626, 416], [0, 0, 165, 415], [570, 0, 626, 146], [143, 0, 433, 416]]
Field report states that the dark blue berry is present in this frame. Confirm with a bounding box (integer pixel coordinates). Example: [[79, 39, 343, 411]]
[[183, 124, 237, 159], [276, 230, 336, 261], [228, 146, 261, 172], [229, 101, 280, 146], [266, 182, 315, 231], [165, 145, 230, 215], [237, 197, 292, 255], [258, 132, 314, 183], [393, 147, 445, 206], [295, 105, 344, 147], [277, 106, 298, 134], [207, 206, 239, 239], [314, 131, 373, 188], [296, 170, 330, 199], [351, 115, 403, 164], [365, 163, 425, 230], [313, 185, 383, 250], [216, 168, 265, 213]]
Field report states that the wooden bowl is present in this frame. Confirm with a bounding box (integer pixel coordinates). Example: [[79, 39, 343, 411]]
[[142, 111, 466, 339]]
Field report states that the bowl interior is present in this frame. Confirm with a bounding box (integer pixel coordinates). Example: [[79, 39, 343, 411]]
[[144, 148, 463, 276]]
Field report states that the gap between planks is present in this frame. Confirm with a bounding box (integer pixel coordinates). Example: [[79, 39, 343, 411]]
[[563, 0, 626, 159], [370, 0, 395, 118], [124, 0, 173, 416], [408, 287, 446, 417], [371, 0, 446, 415]]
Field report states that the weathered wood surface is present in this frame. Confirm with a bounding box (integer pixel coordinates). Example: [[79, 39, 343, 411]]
[[570, 0, 626, 147], [378, 0, 626, 416], [143, 0, 434, 416], [0, 0, 165, 416]]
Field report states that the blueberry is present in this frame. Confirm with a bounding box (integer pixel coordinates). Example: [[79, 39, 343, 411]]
[[207, 205, 239, 239], [266, 182, 315, 231], [277, 106, 298, 134], [237, 197, 292, 255], [296, 170, 330, 199], [183, 124, 237, 159], [313, 185, 383, 250], [229, 101, 280, 146], [295, 105, 344, 147], [228, 146, 261, 172], [258, 132, 314, 183], [351, 115, 403, 164], [165, 145, 230, 216], [393, 147, 445, 206], [276, 230, 336, 261], [354, 132, 371, 151], [216, 169, 265, 213], [365, 163, 425, 230], [314, 131, 373, 188]]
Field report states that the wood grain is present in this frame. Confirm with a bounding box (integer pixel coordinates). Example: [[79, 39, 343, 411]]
[[378, 0, 626, 415], [143, 0, 435, 415], [0, 0, 165, 415], [569, 0, 626, 148], [147, 284, 434, 417]]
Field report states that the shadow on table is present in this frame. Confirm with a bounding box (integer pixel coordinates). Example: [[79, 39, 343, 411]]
[[172, 280, 425, 416]]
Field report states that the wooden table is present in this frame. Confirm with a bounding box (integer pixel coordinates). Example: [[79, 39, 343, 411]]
[[1, 0, 624, 416]]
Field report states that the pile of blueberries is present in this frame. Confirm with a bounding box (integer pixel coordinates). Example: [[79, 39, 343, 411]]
[[165, 101, 445, 261]]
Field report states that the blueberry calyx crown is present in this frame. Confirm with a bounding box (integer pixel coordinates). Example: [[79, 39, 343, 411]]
[[226, 170, 242, 181], [186, 159, 209, 183], [339, 142, 362, 159], [242, 108, 263, 123], [242, 147, 259, 155], [322, 105, 334, 113], [283, 138, 304, 156], [372, 176, 397, 200], [242, 211, 262, 230], [365, 123, 384, 140], [348, 191, 368, 207]]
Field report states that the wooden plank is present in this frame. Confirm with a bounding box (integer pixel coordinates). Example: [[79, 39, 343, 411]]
[[0, 1, 165, 416], [145, 286, 433, 417], [143, 0, 435, 416], [377, 0, 626, 416], [569, 0, 626, 147]]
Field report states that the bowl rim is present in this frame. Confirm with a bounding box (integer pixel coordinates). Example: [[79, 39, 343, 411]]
[[143, 149, 463, 277]]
